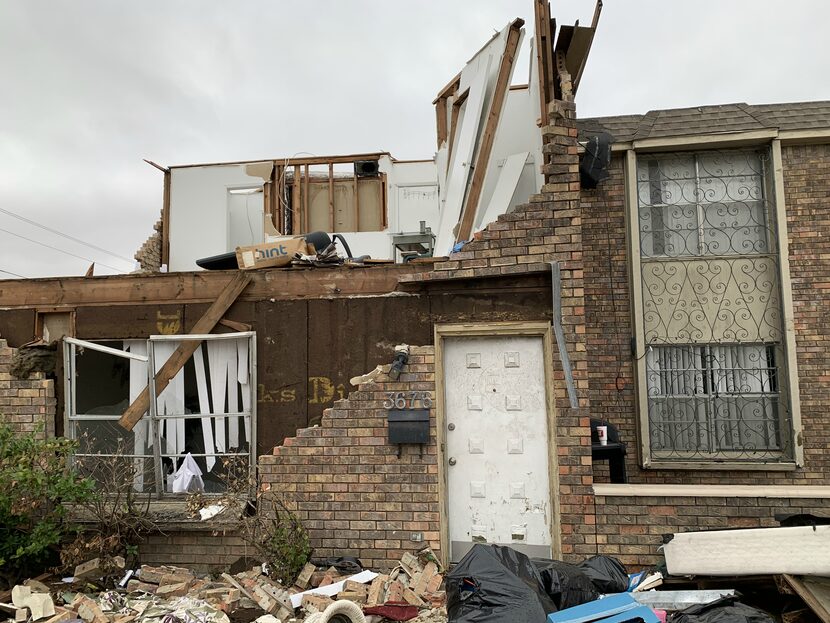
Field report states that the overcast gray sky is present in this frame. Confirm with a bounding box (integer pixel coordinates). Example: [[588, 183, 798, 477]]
[[1, 1, 828, 279]]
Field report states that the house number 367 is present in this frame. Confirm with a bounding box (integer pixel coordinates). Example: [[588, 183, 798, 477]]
[[383, 391, 432, 410]]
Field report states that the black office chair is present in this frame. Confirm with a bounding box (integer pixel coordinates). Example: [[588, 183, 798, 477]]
[[590, 418, 627, 483]]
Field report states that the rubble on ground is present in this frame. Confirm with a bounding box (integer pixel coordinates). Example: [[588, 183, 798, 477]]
[[1, 548, 446, 623]]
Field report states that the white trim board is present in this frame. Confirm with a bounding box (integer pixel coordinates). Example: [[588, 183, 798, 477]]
[[593, 484, 830, 499]]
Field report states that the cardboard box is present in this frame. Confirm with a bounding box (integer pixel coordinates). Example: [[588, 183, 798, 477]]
[[236, 238, 312, 270]]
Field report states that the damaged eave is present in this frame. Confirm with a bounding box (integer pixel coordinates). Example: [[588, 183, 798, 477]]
[[0, 265, 428, 309]]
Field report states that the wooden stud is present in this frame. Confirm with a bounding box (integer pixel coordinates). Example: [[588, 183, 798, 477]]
[[276, 164, 285, 233], [572, 0, 603, 94], [118, 272, 252, 431], [161, 170, 171, 267], [435, 97, 449, 148], [353, 173, 360, 231], [446, 88, 468, 169], [328, 163, 335, 232], [304, 164, 310, 233], [380, 173, 388, 229], [454, 19, 524, 244], [292, 165, 301, 235], [432, 72, 461, 105]]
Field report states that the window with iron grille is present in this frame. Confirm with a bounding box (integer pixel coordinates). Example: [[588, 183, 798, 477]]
[[632, 147, 796, 464]]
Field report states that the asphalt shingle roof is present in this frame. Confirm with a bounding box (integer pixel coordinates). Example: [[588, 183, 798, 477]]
[[577, 101, 830, 142]]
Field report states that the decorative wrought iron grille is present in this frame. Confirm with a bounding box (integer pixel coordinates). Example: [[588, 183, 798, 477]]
[[635, 148, 794, 461]]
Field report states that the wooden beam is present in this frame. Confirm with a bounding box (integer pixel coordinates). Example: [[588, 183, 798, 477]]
[[435, 97, 449, 147], [304, 164, 310, 233], [328, 163, 335, 232], [218, 318, 252, 332], [292, 165, 301, 234], [0, 265, 426, 308], [161, 170, 171, 267], [533, 0, 550, 126], [446, 88, 469, 168], [454, 19, 524, 244], [118, 272, 252, 431], [432, 72, 461, 105], [782, 575, 830, 623], [572, 0, 602, 94], [169, 152, 388, 170], [353, 172, 360, 230]]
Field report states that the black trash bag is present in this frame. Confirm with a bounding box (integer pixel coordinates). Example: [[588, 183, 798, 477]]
[[532, 557, 599, 610], [446, 544, 556, 623], [670, 597, 776, 623], [577, 555, 629, 593]]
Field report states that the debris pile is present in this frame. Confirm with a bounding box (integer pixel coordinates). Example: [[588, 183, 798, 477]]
[[1, 549, 446, 623]]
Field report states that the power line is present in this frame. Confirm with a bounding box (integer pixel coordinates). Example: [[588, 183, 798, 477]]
[[0, 206, 134, 264], [0, 226, 125, 272], [0, 268, 26, 278]]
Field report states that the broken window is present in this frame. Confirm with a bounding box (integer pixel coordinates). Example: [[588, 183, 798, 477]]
[[64, 332, 256, 495]]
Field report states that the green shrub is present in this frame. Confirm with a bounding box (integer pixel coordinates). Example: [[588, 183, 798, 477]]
[[0, 421, 93, 587]]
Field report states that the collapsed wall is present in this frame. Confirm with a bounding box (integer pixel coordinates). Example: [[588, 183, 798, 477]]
[[259, 347, 439, 571]]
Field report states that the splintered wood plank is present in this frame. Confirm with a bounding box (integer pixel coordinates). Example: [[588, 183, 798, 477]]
[[118, 272, 251, 431], [455, 18, 524, 244]]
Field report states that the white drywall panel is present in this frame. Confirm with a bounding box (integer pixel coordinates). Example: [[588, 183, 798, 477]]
[[434, 56, 492, 256], [476, 152, 529, 231], [380, 157, 438, 235], [168, 163, 271, 271], [227, 190, 265, 250]]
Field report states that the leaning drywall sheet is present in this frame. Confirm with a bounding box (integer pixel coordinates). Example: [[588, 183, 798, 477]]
[[433, 56, 492, 256], [663, 525, 830, 576], [434, 24, 510, 256], [475, 151, 529, 231]]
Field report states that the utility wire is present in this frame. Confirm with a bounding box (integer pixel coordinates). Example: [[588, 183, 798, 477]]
[[0, 226, 125, 272], [0, 268, 26, 278], [0, 206, 134, 265]]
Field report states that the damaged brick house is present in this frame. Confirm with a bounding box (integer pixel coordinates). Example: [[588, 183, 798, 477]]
[[2, 1, 830, 574]]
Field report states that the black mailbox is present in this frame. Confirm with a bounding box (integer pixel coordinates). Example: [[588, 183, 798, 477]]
[[387, 409, 430, 444]]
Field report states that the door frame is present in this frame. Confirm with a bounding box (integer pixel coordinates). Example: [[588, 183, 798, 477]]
[[434, 321, 561, 567]]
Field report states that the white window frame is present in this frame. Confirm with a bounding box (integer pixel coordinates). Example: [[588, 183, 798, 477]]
[[625, 137, 803, 469], [64, 332, 257, 496]]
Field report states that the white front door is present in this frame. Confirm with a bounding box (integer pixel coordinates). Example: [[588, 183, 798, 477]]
[[443, 335, 553, 562]]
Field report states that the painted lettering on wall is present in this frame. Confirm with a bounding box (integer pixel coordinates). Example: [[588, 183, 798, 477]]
[[307, 376, 346, 404], [156, 310, 181, 334], [257, 376, 346, 405]]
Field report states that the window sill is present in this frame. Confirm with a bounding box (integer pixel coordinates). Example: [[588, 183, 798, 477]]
[[644, 460, 798, 471], [64, 497, 247, 532]]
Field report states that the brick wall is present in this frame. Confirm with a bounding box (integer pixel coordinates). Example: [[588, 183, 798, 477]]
[[134, 216, 163, 273], [139, 530, 248, 572], [595, 494, 830, 569], [582, 143, 830, 486], [260, 346, 439, 571], [0, 339, 56, 439], [402, 98, 597, 558]]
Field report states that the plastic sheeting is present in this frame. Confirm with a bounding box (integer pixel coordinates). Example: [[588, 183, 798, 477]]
[[669, 597, 776, 623], [576, 555, 629, 594], [532, 558, 599, 611], [446, 545, 556, 623]]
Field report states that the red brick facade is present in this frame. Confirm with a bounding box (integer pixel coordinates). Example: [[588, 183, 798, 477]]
[[0, 339, 56, 439]]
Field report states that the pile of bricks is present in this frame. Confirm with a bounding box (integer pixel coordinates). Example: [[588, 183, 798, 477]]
[[2, 550, 447, 623], [298, 548, 445, 618]]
